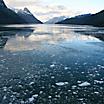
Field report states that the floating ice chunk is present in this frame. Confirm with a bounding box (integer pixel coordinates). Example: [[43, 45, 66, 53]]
[[39, 91, 43, 94], [83, 63, 87, 65], [29, 97, 34, 102], [9, 103, 12, 104], [81, 72, 84, 74], [94, 80, 104, 84], [73, 92, 77, 94], [51, 76, 55, 79], [29, 82, 34, 85], [21, 101, 25, 104], [48, 96, 52, 98], [78, 82, 91, 87], [50, 64, 55, 68], [64, 67, 68, 70], [72, 85, 77, 89], [3, 87, 7, 91], [75, 63, 78, 65], [3, 95, 6, 100], [94, 92, 99, 94], [78, 98, 84, 101], [68, 90, 71, 92], [56, 82, 68, 86], [97, 65, 104, 68], [32, 94, 38, 98], [77, 81, 81, 83]]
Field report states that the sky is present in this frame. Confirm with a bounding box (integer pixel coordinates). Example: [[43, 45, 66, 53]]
[[4, 0, 104, 22]]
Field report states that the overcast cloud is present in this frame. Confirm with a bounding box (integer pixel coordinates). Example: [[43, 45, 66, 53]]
[[4, 0, 103, 22]]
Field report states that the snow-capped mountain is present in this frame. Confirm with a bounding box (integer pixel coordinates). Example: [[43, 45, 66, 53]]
[[57, 11, 104, 27], [12, 8, 42, 24], [0, 0, 42, 24], [45, 16, 67, 24]]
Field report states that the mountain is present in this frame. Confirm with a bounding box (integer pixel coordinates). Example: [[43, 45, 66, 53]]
[[13, 8, 42, 24], [56, 14, 92, 25], [0, 0, 27, 24], [0, 0, 42, 24], [45, 16, 67, 24], [57, 10, 104, 27], [0, 0, 7, 8]]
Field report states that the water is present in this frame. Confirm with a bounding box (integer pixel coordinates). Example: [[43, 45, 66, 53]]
[[0, 24, 104, 104]]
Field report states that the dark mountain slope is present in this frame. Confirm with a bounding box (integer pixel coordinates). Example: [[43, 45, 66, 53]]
[[14, 8, 42, 24], [0, 7, 27, 24], [0, 0, 42, 24], [57, 10, 104, 27]]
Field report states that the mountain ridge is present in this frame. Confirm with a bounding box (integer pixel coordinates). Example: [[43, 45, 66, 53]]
[[45, 16, 67, 24], [0, 0, 42, 24], [56, 10, 104, 27]]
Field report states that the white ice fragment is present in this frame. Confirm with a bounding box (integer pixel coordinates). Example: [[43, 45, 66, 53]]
[[21, 101, 25, 104], [94, 80, 104, 84], [64, 67, 68, 70], [94, 92, 99, 94], [22, 68, 25, 70], [77, 81, 81, 83], [83, 63, 87, 65], [78, 98, 84, 101], [3, 95, 6, 100], [56, 82, 68, 86], [32, 94, 38, 98], [55, 95, 60, 98], [3, 87, 7, 91], [18, 85, 22, 88], [48, 96, 52, 98], [29, 97, 34, 102], [51, 76, 55, 79], [78, 82, 91, 87], [29, 82, 34, 85], [73, 92, 77, 94], [68, 90, 71, 92], [72, 85, 77, 89], [81, 72, 84, 74], [75, 63, 78, 65], [39, 91, 43, 94], [50, 64, 55, 68], [97, 65, 104, 68]]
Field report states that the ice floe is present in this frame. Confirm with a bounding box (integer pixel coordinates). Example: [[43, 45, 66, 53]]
[[64, 67, 68, 70], [78, 82, 91, 87], [72, 85, 77, 89], [32, 94, 38, 98], [29, 97, 34, 102], [56, 82, 69, 86], [29, 82, 34, 85], [50, 64, 55, 68], [94, 80, 104, 84], [97, 65, 104, 69]]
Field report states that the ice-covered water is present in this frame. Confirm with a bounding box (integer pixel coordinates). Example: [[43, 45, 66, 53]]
[[0, 24, 104, 104]]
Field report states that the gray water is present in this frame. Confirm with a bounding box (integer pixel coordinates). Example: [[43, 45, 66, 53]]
[[0, 24, 104, 104]]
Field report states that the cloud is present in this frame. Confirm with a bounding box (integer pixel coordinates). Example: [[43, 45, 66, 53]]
[[4, 0, 80, 22], [5, 0, 41, 7]]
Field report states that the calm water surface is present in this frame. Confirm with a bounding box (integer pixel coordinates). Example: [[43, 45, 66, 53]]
[[0, 24, 104, 104]]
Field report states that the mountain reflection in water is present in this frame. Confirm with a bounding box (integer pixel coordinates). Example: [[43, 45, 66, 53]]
[[0, 24, 103, 52]]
